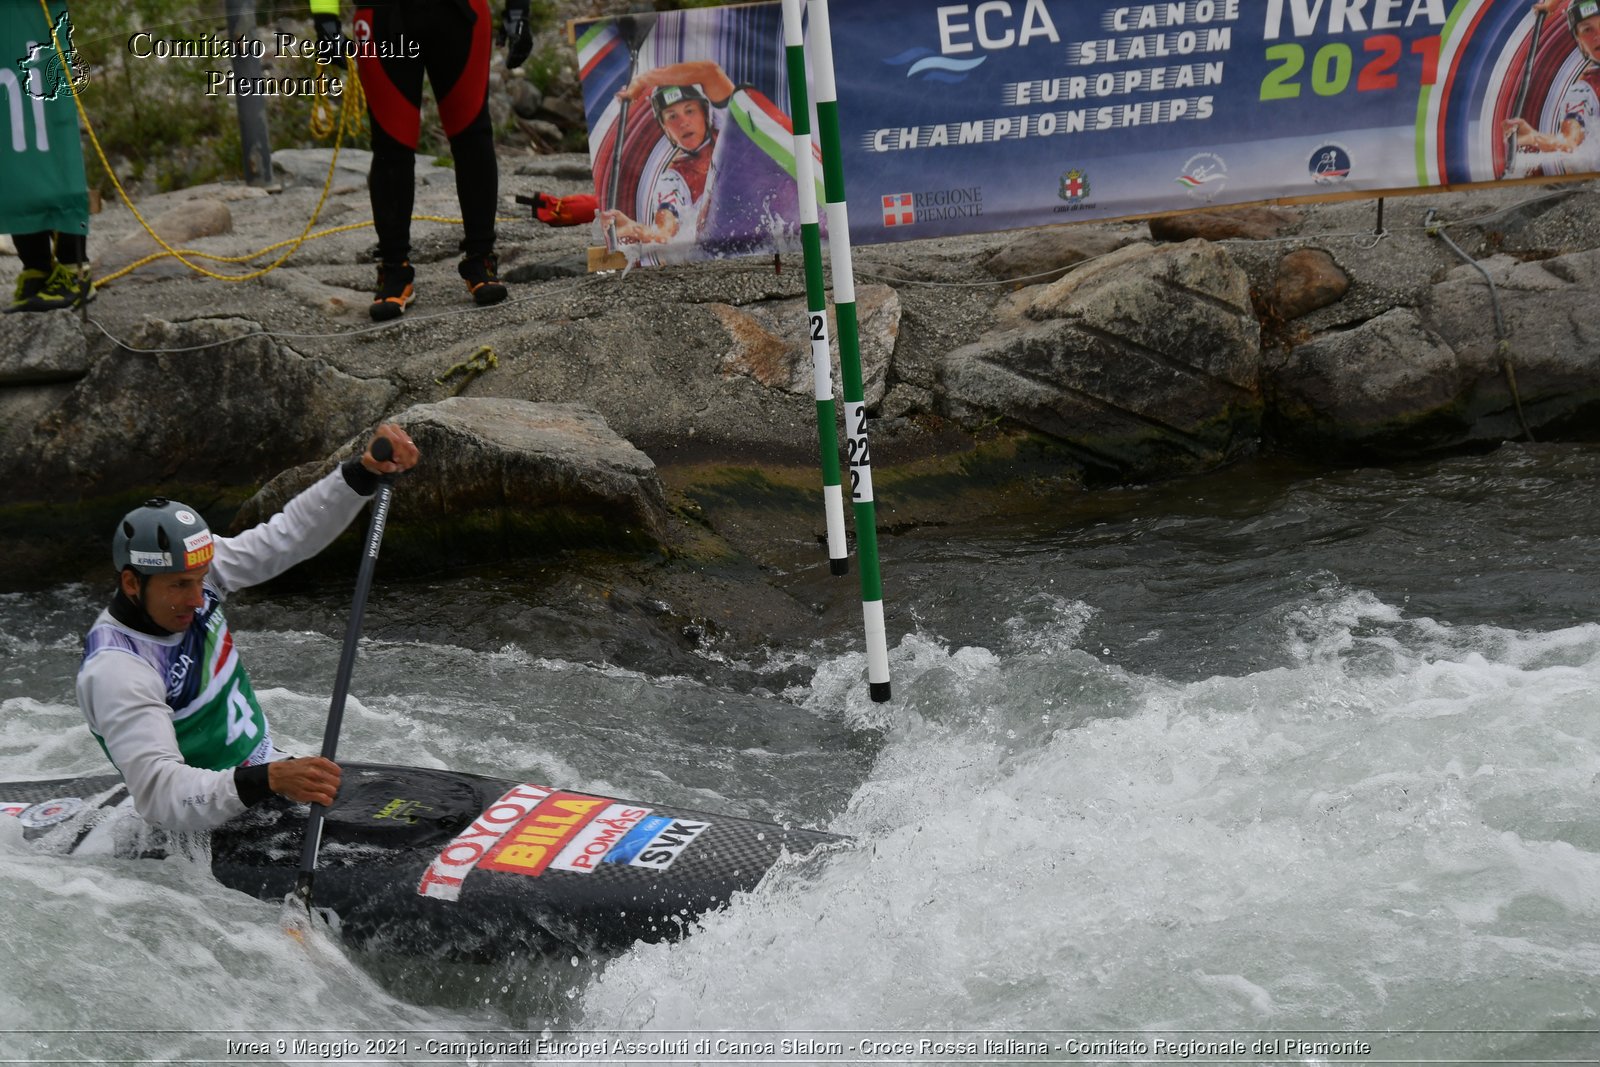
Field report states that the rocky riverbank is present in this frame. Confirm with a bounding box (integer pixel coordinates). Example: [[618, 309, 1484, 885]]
[[3, 150, 1598, 646]]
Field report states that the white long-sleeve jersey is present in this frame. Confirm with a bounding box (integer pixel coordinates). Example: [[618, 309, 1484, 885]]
[[76, 466, 374, 830]]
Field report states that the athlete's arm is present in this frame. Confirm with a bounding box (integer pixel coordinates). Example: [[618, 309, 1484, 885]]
[[209, 424, 417, 595], [621, 60, 736, 107], [78, 653, 249, 830], [1504, 115, 1585, 152]]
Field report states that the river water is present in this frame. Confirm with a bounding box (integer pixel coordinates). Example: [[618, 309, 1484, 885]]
[[1, 443, 1597, 1063]]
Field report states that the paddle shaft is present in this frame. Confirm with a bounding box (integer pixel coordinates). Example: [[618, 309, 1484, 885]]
[[293, 438, 396, 908], [604, 17, 641, 250], [1503, 9, 1546, 178]]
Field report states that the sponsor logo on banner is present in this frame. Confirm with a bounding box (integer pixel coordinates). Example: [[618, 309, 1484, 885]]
[[479, 792, 608, 878], [550, 804, 653, 873], [882, 193, 914, 227], [1058, 168, 1089, 202], [629, 818, 711, 871], [882, 187, 984, 227], [1309, 143, 1352, 185], [1175, 151, 1227, 201], [417, 784, 551, 900], [0, 800, 29, 817], [19, 797, 84, 829], [1054, 167, 1096, 213]]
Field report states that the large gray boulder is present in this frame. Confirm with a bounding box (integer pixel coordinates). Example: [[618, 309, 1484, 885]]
[[1266, 248, 1600, 458], [1425, 249, 1600, 440], [941, 240, 1263, 480], [0, 310, 88, 384], [234, 397, 673, 558], [1265, 307, 1468, 458], [6, 317, 395, 499]]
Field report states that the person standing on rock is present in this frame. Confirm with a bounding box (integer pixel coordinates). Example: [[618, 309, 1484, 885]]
[[3, 0, 93, 313], [1503, 0, 1600, 177], [76, 425, 419, 831], [309, 0, 533, 321]]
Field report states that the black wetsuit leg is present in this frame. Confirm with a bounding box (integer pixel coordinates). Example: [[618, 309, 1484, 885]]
[[355, 0, 497, 262], [354, 2, 423, 263]]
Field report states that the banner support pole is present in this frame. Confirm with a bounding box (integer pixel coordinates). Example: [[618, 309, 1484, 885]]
[[808, 0, 891, 703], [780, 0, 849, 578]]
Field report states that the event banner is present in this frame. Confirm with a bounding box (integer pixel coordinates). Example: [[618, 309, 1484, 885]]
[[573, 0, 1600, 260], [0, 0, 90, 236]]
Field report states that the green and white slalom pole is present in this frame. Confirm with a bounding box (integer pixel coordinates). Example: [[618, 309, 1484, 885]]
[[809, 0, 890, 703], [781, 0, 848, 578]]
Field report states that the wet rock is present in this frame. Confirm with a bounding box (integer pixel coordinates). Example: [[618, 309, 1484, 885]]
[[1266, 307, 1467, 458], [711, 284, 898, 409], [942, 240, 1263, 481], [1262, 248, 1350, 322], [235, 396, 673, 559], [4, 317, 395, 499], [1425, 248, 1600, 440]]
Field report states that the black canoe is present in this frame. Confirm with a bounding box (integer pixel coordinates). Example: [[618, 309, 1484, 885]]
[[0, 762, 843, 959]]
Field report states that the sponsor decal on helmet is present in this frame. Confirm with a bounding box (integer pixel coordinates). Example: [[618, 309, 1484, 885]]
[[174, 509, 198, 525], [19, 796, 84, 829], [131, 551, 172, 569], [183, 537, 214, 570], [0, 800, 29, 817]]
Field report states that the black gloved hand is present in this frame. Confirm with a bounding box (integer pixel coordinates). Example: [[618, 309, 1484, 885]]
[[500, 1, 533, 70], [312, 13, 349, 69]]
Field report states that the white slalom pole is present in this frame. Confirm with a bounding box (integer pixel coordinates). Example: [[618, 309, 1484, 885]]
[[808, 0, 890, 702], [781, 0, 849, 576]]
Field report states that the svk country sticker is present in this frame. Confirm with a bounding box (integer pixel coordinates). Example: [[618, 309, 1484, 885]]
[[1309, 143, 1352, 185], [629, 818, 711, 871], [417, 783, 550, 900], [0, 800, 30, 818], [1176, 151, 1227, 201]]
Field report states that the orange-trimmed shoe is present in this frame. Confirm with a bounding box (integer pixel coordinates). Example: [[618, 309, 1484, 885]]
[[370, 261, 415, 322], [459, 253, 507, 307]]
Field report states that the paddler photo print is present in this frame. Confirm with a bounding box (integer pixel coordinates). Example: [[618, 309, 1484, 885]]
[[575, 4, 809, 267]]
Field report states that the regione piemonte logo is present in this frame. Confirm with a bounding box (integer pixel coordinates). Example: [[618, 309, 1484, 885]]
[[882, 193, 914, 227]]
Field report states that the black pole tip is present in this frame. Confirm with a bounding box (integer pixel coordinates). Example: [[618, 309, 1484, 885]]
[[869, 681, 891, 703], [829, 557, 849, 576], [371, 435, 393, 463]]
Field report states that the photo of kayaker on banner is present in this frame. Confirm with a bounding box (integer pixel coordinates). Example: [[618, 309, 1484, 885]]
[[575, 6, 817, 265], [1499, 0, 1600, 178]]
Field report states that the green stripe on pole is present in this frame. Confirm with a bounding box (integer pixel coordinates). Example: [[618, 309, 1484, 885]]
[[782, 0, 849, 576], [807, 0, 891, 702]]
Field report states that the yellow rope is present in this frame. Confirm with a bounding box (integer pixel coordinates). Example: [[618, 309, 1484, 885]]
[[36, 2, 522, 287], [36, 0, 364, 282]]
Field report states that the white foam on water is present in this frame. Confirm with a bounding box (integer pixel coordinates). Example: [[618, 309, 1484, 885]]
[[577, 595, 1600, 1056]]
